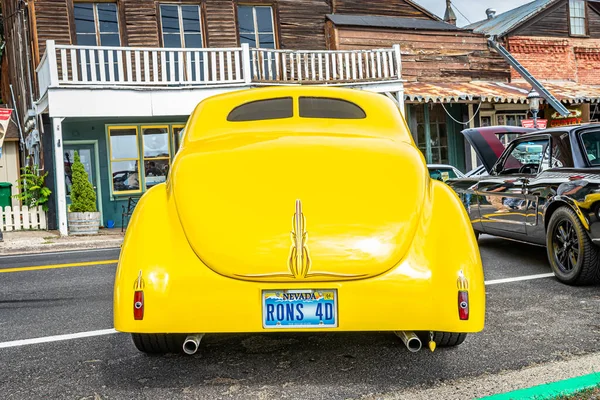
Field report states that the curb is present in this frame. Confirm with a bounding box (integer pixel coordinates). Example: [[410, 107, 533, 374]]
[[0, 241, 123, 255], [480, 372, 600, 400]]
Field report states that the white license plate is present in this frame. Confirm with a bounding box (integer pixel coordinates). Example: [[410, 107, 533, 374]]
[[262, 289, 337, 329]]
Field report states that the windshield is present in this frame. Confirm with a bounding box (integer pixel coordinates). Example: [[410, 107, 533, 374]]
[[428, 167, 459, 182], [581, 130, 600, 165]]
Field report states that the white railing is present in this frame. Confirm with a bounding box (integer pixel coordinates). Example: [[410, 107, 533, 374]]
[[1, 205, 47, 231], [37, 40, 402, 95], [250, 47, 402, 83]]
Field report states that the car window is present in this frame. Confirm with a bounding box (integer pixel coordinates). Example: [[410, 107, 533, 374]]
[[499, 138, 550, 175], [227, 97, 293, 121], [428, 168, 458, 182], [541, 132, 573, 170], [581, 130, 600, 165], [299, 97, 366, 119]]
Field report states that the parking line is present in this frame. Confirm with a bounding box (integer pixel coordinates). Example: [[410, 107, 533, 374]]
[[485, 273, 555, 286], [0, 329, 118, 349], [0, 260, 119, 273]]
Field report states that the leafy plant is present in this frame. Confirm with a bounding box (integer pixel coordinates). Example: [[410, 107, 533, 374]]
[[69, 151, 97, 213], [13, 165, 52, 211]]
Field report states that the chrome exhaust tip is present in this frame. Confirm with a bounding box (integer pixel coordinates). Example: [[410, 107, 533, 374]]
[[183, 334, 204, 355], [394, 331, 422, 353]]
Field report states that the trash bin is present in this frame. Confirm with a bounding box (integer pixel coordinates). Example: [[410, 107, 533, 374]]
[[0, 182, 13, 209]]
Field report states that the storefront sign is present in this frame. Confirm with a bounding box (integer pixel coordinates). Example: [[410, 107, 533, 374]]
[[0, 108, 13, 151], [548, 107, 583, 127], [521, 119, 547, 129]]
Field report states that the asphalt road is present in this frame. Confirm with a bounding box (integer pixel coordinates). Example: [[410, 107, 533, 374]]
[[1, 238, 599, 399]]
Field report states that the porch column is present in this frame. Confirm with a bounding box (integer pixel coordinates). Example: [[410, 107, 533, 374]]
[[468, 104, 478, 168], [53, 117, 68, 236], [396, 90, 405, 117]]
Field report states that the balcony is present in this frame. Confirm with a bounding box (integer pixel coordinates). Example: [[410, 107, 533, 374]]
[[36, 40, 403, 118]]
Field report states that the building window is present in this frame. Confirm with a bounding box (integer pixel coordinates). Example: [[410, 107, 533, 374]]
[[74, 3, 120, 46], [108, 127, 141, 194], [108, 124, 183, 195], [569, 0, 587, 36], [159, 5, 203, 48], [159, 4, 203, 81], [410, 104, 449, 164], [142, 126, 171, 189], [237, 5, 276, 48]]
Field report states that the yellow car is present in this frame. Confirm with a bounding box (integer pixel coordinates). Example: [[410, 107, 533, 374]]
[[114, 87, 485, 355]]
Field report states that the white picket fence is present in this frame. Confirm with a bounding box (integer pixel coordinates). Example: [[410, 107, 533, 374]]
[[0, 205, 47, 231]]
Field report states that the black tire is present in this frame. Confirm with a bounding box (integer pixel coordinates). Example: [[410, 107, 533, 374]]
[[474, 230, 481, 241], [416, 331, 467, 347], [131, 333, 187, 354], [546, 206, 600, 285]]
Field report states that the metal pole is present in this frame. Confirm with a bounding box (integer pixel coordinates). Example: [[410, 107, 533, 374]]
[[532, 109, 538, 129]]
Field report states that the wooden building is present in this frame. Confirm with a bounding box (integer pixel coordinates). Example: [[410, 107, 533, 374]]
[[468, 0, 600, 131]]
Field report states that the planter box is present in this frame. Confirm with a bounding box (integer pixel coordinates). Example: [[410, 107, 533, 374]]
[[68, 211, 100, 235]]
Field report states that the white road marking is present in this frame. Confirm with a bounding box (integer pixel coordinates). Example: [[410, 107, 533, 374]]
[[485, 273, 555, 286], [0, 273, 557, 349], [0, 329, 118, 349]]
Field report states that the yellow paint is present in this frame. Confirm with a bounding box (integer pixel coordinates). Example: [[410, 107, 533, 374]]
[[114, 87, 485, 335], [1, 260, 118, 273]]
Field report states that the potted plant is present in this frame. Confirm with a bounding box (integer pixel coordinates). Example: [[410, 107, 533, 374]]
[[67, 151, 100, 235]]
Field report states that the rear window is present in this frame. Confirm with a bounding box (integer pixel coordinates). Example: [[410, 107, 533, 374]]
[[227, 97, 293, 122], [299, 97, 366, 119]]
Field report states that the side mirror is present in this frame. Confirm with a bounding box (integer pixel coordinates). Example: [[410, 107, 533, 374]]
[[492, 163, 503, 175]]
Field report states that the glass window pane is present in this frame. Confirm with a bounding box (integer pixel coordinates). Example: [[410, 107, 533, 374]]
[[227, 97, 293, 121], [144, 159, 169, 188], [163, 34, 182, 48], [97, 3, 119, 33], [237, 6, 255, 33], [258, 33, 275, 49], [299, 97, 367, 119], [582, 131, 600, 165], [503, 139, 549, 171], [112, 161, 140, 192], [100, 33, 120, 46], [76, 34, 97, 46], [143, 127, 170, 158], [110, 128, 138, 159], [161, 5, 180, 33], [255, 7, 273, 32], [184, 34, 202, 48], [74, 3, 95, 34], [239, 33, 256, 47], [181, 6, 201, 33]]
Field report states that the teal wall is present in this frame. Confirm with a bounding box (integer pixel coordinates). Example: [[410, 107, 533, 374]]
[[62, 117, 187, 228]]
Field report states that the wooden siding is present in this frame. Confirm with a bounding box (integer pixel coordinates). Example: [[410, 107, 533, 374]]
[[278, 0, 330, 49], [336, 28, 510, 82], [332, 0, 434, 19], [204, 0, 237, 47], [33, 0, 74, 55], [121, 0, 159, 47], [589, 3, 600, 38]]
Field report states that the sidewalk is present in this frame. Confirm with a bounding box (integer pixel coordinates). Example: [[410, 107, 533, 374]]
[[0, 228, 124, 255]]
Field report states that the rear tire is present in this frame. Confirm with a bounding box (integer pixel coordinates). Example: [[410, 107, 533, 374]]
[[416, 331, 467, 347], [546, 206, 600, 285], [131, 333, 187, 354], [474, 230, 481, 241]]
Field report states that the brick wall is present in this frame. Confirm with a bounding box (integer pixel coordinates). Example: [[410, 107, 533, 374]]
[[508, 36, 600, 85]]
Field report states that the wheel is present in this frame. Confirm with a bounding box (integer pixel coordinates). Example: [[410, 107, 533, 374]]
[[474, 230, 481, 241], [546, 206, 600, 285], [131, 333, 187, 354], [416, 331, 467, 347]]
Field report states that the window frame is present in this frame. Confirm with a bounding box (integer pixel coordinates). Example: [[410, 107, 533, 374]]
[[107, 125, 142, 195], [236, 4, 278, 48], [568, 0, 589, 37], [141, 125, 172, 191], [494, 135, 551, 176], [73, 2, 122, 46], [158, 3, 205, 49], [172, 124, 186, 153]]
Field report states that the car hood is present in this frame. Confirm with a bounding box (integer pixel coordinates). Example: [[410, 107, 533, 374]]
[[170, 132, 427, 282], [461, 126, 537, 173]]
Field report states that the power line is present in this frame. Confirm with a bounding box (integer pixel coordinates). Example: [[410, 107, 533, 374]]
[[452, 0, 472, 25]]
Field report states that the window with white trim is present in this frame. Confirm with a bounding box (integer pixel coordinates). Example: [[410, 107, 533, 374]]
[[237, 5, 276, 48], [569, 0, 587, 36], [74, 3, 120, 46]]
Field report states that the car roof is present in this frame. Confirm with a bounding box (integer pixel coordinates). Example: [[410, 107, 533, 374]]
[[184, 86, 411, 144], [427, 164, 457, 169]]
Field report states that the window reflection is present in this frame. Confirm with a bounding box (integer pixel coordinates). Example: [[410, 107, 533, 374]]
[[109, 127, 140, 193]]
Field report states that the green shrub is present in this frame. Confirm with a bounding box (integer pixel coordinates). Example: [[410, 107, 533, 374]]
[[69, 151, 97, 213], [13, 165, 52, 211]]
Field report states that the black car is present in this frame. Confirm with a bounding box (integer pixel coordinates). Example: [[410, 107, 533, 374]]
[[448, 124, 600, 286]]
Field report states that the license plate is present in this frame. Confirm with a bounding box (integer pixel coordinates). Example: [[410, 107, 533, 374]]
[[262, 289, 337, 329]]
